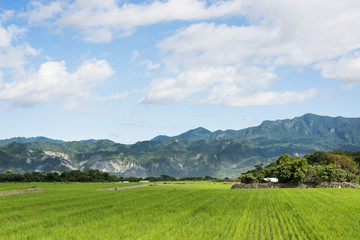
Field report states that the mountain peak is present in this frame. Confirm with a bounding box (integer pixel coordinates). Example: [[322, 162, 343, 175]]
[[151, 127, 211, 141], [177, 127, 211, 141]]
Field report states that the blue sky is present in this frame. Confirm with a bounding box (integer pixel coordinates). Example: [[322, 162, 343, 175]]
[[0, 0, 359, 143]]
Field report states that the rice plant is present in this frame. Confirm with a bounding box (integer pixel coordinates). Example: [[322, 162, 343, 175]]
[[0, 182, 359, 239]]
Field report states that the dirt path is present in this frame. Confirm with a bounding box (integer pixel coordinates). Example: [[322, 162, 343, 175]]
[[97, 183, 186, 191], [0, 188, 44, 197], [97, 184, 155, 191]]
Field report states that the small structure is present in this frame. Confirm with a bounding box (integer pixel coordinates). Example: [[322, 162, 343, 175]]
[[264, 177, 278, 183], [139, 180, 150, 183]]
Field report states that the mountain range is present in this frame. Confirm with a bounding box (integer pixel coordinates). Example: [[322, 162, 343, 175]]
[[1, 113, 360, 178]]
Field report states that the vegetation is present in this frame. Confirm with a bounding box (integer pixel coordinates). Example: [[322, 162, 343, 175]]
[[0, 182, 359, 239], [241, 150, 360, 185], [0, 169, 119, 182], [0, 170, 216, 183]]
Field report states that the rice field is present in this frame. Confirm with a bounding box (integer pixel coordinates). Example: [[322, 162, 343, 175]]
[[0, 182, 359, 239]]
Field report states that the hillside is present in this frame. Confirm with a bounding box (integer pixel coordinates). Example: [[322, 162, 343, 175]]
[[0, 137, 63, 147], [152, 114, 360, 150], [1, 114, 360, 177]]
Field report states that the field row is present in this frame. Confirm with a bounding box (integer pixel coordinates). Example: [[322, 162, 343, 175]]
[[0, 182, 359, 239]]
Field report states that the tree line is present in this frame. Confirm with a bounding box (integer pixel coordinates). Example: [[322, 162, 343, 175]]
[[0, 169, 217, 182], [240, 150, 360, 185]]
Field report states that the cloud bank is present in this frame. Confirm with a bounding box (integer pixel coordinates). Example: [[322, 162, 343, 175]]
[[142, 0, 360, 106], [23, 0, 246, 42], [9, 0, 360, 108], [0, 59, 114, 109]]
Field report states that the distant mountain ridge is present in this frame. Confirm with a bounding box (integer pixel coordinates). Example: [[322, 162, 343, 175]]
[[0, 137, 63, 147], [152, 114, 360, 148], [152, 127, 212, 141], [1, 113, 360, 178]]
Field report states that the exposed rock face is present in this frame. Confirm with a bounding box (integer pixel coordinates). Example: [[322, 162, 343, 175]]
[[231, 182, 358, 189]]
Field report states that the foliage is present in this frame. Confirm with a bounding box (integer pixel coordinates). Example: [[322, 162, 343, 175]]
[[307, 164, 348, 184], [0, 171, 218, 183], [239, 173, 257, 183], [241, 150, 360, 185], [0, 170, 119, 183], [273, 154, 308, 184]]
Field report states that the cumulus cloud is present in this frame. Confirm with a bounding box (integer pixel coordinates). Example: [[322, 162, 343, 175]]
[[0, 44, 39, 70], [22, 0, 246, 42], [21, 1, 65, 24], [315, 52, 360, 86], [0, 20, 39, 71], [140, 66, 317, 106], [249, 0, 360, 66], [158, 1, 360, 70], [158, 22, 280, 72], [206, 89, 318, 107], [144, 0, 360, 107], [19, 0, 360, 107], [0, 59, 114, 108], [0, 11, 122, 111]]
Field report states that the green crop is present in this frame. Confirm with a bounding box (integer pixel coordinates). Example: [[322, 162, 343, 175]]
[[0, 182, 359, 239]]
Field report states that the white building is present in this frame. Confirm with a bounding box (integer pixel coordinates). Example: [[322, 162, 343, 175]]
[[264, 177, 278, 183]]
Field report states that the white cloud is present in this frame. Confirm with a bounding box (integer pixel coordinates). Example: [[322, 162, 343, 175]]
[[140, 65, 317, 106], [18, 0, 360, 108], [0, 21, 39, 71], [150, 0, 360, 107], [249, 0, 360, 66], [22, 1, 65, 24], [158, 22, 280, 72], [158, 2, 360, 71], [0, 10, 15, 23], [0, 44, 39, 70], [0, 59, 114, 108], [23, 0, 246, 42], [95, 92, 129, 102], [207, 89, 318, 107], [140, 59, 161, 70], [316, 52, 360, 86], [0, 24, 26, 48]]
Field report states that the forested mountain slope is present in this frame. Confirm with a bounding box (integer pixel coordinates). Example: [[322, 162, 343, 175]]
[[1, 114, 360, 177]]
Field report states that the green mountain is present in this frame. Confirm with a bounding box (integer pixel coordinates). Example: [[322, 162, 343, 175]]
[[153, 114, 360, 150], [0, 137, 63, 147], [1, 114, 360, 178], [152, 127, 212, 141]]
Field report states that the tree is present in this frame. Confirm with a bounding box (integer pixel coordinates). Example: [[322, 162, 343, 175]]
[[306, 151, 327, 165], [44, 172, 60, 182], [274, 154, 308, 184], [306, 164, 348, 184], [326, 154, 359, 175], [240, 173, 257, 184]]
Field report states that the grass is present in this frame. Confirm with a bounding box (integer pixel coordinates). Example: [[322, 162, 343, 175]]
[[0, 181, 359, 239]]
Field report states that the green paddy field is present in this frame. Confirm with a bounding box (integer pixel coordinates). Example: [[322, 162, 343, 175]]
[[0, 182, 359, 240]]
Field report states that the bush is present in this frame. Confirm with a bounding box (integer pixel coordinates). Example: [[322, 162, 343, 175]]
[[240, 173, 257, 184]]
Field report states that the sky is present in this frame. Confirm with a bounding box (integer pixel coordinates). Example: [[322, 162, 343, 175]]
[[0, 0, 359, 144]]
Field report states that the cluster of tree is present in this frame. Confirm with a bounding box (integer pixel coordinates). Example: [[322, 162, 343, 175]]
[[0, 170, 217, 183], [0, 169, 119, 182], [240, 150, 360, 185]]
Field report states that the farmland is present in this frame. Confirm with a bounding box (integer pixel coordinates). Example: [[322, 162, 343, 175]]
[[0, 182, 359, 239]]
